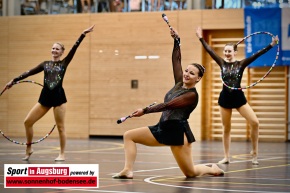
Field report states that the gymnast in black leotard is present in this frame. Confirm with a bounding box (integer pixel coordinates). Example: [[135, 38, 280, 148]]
[[5, 25, 94, 161], [112, 28, 224, 179], [195, 26, 279, 165]]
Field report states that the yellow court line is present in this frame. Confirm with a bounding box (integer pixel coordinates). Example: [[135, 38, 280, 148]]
[[152, 164, 290, 182], [0, 141, 124, 155], [225, 163, 290, 174], [153, 178, 290, 187], [39, 142, 123, 153], [153, 176, 185, 181], [232, 154, 253, 160]]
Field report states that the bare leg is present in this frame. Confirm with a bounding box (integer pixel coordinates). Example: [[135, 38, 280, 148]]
[[170, 137, 195, 176], [237, 103, 259, 165], [218, 107, 232, 164], [86, 0, 91, 12], [171, 135, 224, 177], [150, 0, 154, 11], [53, 104, 66, 161], [113, 127, 163, 178], [157, 0, 161, 11], [81, 0, 91, 12], [23, 103, 50, 160]]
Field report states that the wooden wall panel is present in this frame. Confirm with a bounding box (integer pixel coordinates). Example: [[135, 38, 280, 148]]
[[89, 12, 175, 136], [0, 9, 287, 141], [89, 11, 204, 138], [0, 15, 91, 138], [0, 18, 8, 136], [248, 67, 287, 141], [202, 9, 244, 29]]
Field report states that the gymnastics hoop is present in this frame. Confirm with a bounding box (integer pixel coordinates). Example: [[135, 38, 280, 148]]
[[221, 31, 279, 90], [0, 80, 56, 145]]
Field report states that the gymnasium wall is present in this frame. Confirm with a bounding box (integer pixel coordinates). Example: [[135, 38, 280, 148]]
[[0, 9, 245, 140]]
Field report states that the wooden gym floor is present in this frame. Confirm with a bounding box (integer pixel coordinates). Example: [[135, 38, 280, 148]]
[[0, 136, 289, 193]]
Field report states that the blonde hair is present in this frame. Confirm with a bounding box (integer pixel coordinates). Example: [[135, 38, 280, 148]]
[[54, 42, 65, 51]]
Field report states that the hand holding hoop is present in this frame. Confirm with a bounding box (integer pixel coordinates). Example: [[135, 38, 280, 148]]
[[0, 80, 56, 145], [270, 35, 279, 47], [0, 87, 7, 96], [1, 80, 14, 96], [222, 31, 279, 90]]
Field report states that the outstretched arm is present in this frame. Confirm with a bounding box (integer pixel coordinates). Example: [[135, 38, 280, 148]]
[[171, 28, 183, 84], [240, 35, 279, 68], [64, 25, 95, 65], [131, 92, 197, 117], [5, 63, 44, 89], [195, 26, 224, 67]]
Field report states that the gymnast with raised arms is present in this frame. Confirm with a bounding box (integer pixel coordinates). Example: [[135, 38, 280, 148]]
[[113, 27, 224, 179], [5, 25, 95, 161], [195, 26, 279, 165]]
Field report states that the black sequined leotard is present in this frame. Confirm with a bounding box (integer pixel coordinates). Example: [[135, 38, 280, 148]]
[[145, 39, 198, 146], [13, 34, 86, 107], [199, 38, 273, 109]]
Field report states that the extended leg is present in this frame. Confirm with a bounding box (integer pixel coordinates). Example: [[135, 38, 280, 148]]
[[237, 103, 259, 165]]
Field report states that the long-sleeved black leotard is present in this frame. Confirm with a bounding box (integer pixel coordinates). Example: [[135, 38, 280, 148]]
[[145, 39, 198, 146], [199, 38, 273, 109], [13, 34, 86, 107]]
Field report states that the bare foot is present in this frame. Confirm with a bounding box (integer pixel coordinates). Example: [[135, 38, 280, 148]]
[[55, 155, 65, 161], [252, 156, 259, 165], [250, 151, 259, 165], [211, 164, 224, 176], [112, 170, 133, 179], [218, 157, 230, 164], [22, 149, 34, 161]]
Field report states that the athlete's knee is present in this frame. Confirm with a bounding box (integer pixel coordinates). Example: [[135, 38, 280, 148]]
[[222, 120, 231, 132], [184, 171, 197, 178], [24, 118, 34, 128], [223, 125, 231, 134], [185, 174, 197, 178], [250, 119, 259, 129], [123, 130, 133, 141], [57, 125, 65, 133]]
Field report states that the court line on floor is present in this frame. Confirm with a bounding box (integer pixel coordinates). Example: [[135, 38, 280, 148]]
[[0, 184, 145, 193], [214, 176, 290, 181], [144, 176, 290, 193], [141, 158, 290, 192], [0, 141, 124, 156], [112, 156, 287, 175], [154, 177, 290, 187], [47, 188, 144, 193], [225, 163, 290, 174]]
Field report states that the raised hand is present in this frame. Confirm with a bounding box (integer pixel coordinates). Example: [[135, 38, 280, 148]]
[[82, 25, 95, 35], [170, 27, 180, 39], [195, 26, 202, 39], [271, 35, 279, 47]]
